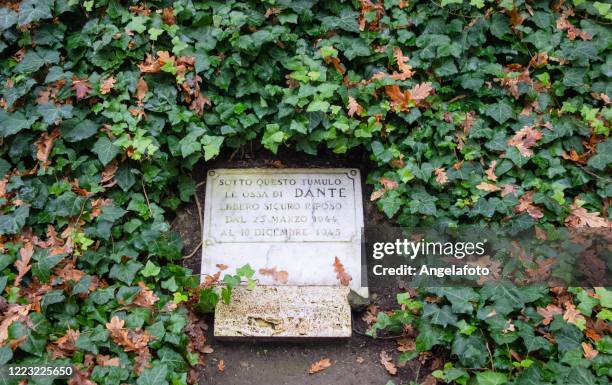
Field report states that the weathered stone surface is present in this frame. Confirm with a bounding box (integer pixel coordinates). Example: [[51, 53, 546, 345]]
[[201, 168, 367, 297], [214, 286, 352, 339], [202, 168, 365, 338]]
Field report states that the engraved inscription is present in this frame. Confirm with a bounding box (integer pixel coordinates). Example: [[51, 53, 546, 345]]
[[207, 171, 358, 243]]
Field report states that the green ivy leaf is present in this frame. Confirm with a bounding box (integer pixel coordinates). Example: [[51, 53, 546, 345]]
[[0, 346, 13, 366], [408, 190, 437, 216], [141, 261, 161, 278], [586, 139, 611, 170], [61, 118, 99, 142], [0, 8, 18, 31], [452, 333, 488, 368], [320, 9, 359, 33], [99, 205, 127, 223], [31, 250, 65, 282], [0, 205, 29, 235], [109, 260, 144, 285], [37, 103, 73, 125], [429, 287, 479, 314], [0, 110, 33, 136], [262, 124, 285, 154], [480, 281, 525, 315], [422, 303, 457, 327], [161, 277, 178, 292], [476, 371, 508, 385], [18, 0, 53, 27], [92, 137, 120, 166], [378, 190, 403, 218], [14, 48, 59, 73], [485, 101, 514, 124], [202, 135, 224, 161], [236, 264, 255, 279], [136, 365, 168, 385], [595, 287, 612, 308]]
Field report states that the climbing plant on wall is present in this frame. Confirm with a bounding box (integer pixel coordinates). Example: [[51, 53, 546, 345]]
[[0, 0, 610, 384]]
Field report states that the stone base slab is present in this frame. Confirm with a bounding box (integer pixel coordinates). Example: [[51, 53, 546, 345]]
[[214, 286, 352, 339]]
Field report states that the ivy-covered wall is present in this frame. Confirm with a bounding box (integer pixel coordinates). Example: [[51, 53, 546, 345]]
[[0, 0, 610, 384]]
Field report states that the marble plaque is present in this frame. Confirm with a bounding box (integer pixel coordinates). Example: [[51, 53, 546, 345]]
[[201, 168, 366, 297]]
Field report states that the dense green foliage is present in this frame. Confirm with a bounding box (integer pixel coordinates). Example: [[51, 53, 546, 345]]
[[372, 286, 612, 385], [0, 0, 610, 384]]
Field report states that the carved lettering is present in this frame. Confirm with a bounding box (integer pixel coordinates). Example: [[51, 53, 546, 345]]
[[208, 171, 358, 243]]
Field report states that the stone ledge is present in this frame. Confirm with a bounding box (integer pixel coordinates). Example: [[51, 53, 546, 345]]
[[214, 285, 352, 339]]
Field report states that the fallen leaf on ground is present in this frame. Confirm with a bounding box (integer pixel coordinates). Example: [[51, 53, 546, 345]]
[[397, 338, 416, 352], [105, 316, 153, 374], [68, 368, 96, 385], [379, 177, 399, 190], [391, 47, 414, 80], [36, 129, 60, 167], [385, 82, 433, 111], [565, 200, 610, 228], [217, 359, 225, 373], [136, 77, 148, 104], [309, 358, 332, 374], [0, 304, 31, 344], [537, 304, 563, 325], [323, 55, 345, 75], [139, 54, 161, 73], [97, 355, 120, 366], [184, 311, 210, 355], [347, 96, 363, 117], [507, 125, 542, 157], [72, 77, 91, 100], [380, 350, 397, 375], [501, 184, 518, 197], [582, 342, 599, 360], [14, 242, 34, 287], [557, 8, 592, 41], [162, 7, 176, 25], [371, 176, 399, 201], [101, 161, 118, 187], [100, 76, 116, 95], [47, 329, 80, 358], [362, 304, 379, 325], [515, 191, 544, 219], [563, 303, 585, 326], [485, 160, 497, 181], [132, 281, 160, 308], [370, 189, 385, 201], [434, 168, 448, 185], [190, 93, 212, 115], [476, 182, 500, 192], [409, 82, 433, 101], [462, 111, 475, 134]]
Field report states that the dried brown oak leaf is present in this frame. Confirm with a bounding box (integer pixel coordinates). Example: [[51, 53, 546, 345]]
[[380, 350, 397, 375], [72, 77, 91, 100], [347, 96, 363, 117], [333, 256, 352, 286], [507, 125, 542, 157], [308, 358, 332, 374], [99, 76, 116, 95]]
